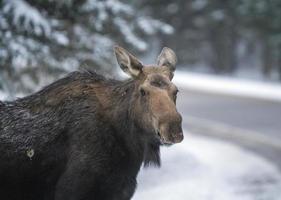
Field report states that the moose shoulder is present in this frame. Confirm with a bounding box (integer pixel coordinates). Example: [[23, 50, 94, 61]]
[[0, 46, 183, 200]]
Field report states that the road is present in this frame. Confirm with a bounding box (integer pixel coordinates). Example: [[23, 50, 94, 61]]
[[177, 88, 281, 168], [178, 88, 281, 138]]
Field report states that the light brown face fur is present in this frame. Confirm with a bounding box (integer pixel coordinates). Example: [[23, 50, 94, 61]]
[[115, 46, 183, 144], [139, 66, 183, 144]]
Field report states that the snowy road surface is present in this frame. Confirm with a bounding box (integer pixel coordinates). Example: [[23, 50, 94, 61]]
[[133, 133, 281, 200]]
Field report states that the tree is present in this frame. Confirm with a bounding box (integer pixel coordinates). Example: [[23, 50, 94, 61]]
[[0, 0, 173, 97], [140, 0, 240, 74], [238, 0, 281, 79], [140, 0, 281, 80]]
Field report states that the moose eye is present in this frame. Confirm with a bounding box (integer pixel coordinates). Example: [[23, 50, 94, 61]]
[[151, 81, 162, 87], [140, 88, 146, 96]]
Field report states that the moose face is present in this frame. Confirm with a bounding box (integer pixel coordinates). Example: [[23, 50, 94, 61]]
[[115, 46, 183, 144]]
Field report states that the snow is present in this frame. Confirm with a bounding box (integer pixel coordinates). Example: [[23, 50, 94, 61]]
[[0, 91, 8, 100], [174, 71, 281, 102], [3, 0, 51, 36], [114, 17, 148, 51], [52, 31, 69, 46], [82, 0, 133, 15], [137, 17, 174, 35], [73, 25, 114, 67], [192, 0, 207, 10], [134, 133, 281, 200], [105, 0, 133, 15], [1, 0, 173, 95], [211, 10, 225, 21]]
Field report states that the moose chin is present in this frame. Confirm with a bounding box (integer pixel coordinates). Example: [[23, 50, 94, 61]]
[[0, 46, 183, 200]]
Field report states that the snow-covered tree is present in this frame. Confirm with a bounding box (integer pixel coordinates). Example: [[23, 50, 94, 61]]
[[0, 0, 173, 97], [238, 0, 281, 79]]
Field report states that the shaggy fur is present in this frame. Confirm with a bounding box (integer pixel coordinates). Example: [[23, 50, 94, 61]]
[[0, 71, 161, 200]]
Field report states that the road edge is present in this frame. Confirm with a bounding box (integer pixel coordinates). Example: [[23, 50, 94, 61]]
[[184, 116, 281, 170]]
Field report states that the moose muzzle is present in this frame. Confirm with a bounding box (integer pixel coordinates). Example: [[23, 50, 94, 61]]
[[158, 113, 183, 144]]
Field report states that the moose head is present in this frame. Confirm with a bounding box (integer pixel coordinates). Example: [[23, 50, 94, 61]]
[[114, 46, 183, 145]]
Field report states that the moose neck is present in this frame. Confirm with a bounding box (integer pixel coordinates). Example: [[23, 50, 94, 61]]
[[106, 79, 140, 138]]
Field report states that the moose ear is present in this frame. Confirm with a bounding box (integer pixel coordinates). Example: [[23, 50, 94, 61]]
[[114, 46, 143, 78], [157, 47, 177, 74]]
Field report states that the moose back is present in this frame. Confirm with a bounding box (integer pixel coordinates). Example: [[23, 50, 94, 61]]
[[0, 46, 183, 200]]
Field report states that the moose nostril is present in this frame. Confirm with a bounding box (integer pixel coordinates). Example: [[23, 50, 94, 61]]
[[173, 132, 184, 143], [169, 121, 182, 135], [173, 132, 183, 138], [140, 88, 147, 96]]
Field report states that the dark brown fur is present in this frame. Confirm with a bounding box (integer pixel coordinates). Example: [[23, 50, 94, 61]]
[[0, 46, 183, 200]]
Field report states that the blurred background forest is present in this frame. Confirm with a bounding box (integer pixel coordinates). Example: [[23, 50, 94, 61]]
[[1, 0, 281, 97], [1, 1, 281, 198]]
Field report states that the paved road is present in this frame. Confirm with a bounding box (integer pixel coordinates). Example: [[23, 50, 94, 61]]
[[177, 88, 281, 169], [178, 88, 281, 140]]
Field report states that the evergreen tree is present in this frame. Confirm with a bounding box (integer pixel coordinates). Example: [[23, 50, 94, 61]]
[[238, 0, 281, 79], [0, 0, 173, 97]]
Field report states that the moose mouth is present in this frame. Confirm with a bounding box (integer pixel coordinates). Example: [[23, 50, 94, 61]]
[[156, 131, 173, 145], [156, 129, 184, 145]]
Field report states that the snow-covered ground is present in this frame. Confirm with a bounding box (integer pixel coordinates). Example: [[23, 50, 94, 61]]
[[174, 71, 281, 102], [134, 133, 281, 200]]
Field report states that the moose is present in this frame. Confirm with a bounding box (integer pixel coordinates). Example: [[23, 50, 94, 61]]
[[0, 46, 183, 200]]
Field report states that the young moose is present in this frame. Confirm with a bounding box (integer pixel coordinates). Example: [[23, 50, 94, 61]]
[[0, 46, 183, 200]]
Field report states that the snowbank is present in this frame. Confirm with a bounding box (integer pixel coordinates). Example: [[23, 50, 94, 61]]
[[0, 91, 8, 100], [133, 133, 281, 200], [174, 71, 281, 102]]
